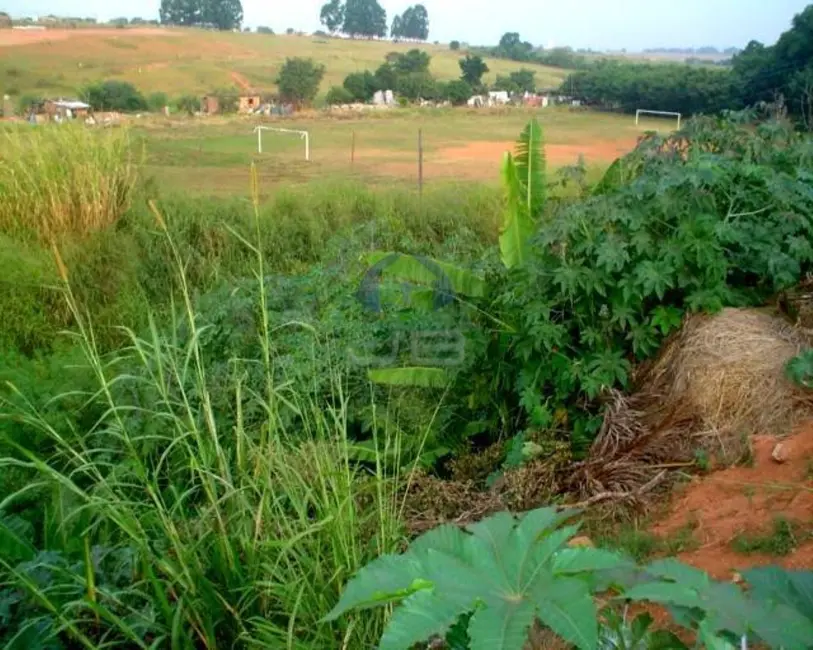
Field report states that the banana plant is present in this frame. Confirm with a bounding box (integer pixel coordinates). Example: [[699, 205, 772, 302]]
[[361, 119, 546, 389]]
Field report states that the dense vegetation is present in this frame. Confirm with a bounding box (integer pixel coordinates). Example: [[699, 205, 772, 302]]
[[2, 108, 813, 647], [567, 4, 813, 123], [159, 0, 243, 30]]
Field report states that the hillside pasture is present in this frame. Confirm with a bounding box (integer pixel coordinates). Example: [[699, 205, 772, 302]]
[[0, 28, 569, 100], [137, 107, 673, 195]]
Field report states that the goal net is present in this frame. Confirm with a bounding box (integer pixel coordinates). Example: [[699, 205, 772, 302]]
[[635, 109, 682, 129], [254, 126, 310, 161]]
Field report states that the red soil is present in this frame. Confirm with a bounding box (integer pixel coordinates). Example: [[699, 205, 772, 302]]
[[652, 427, 813, 580], [0, 27, 178, 47]]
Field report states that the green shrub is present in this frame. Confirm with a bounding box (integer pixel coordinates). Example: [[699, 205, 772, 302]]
[[81, 79, 147, 112], [325, 85, 354, 105], [0, 222, 414, 648], [174, 93, 201, 113], [444, 79, 473, 105], [146, 90, 169, 112], [343, 70, 378, 101]]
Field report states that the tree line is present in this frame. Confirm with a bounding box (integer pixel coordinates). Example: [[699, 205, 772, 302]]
[[565, 4, 813, 126], [159, 0, 243, 30], [320, 0, 429, 40]]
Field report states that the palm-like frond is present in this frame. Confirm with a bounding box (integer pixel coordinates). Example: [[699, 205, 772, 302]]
[[499, 152, 535, 270], [513, 118, 546, 219]]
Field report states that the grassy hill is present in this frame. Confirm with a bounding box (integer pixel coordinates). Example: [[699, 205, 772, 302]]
[[0, 27, 570, 102]]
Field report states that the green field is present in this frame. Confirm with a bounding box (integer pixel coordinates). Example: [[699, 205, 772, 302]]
[[0, 27, 569, 101], [135, 107, 671, 195]]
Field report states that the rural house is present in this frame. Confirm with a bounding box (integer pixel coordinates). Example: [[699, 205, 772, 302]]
[[201, 95, 220, 114], [238, 95, 261, 113]]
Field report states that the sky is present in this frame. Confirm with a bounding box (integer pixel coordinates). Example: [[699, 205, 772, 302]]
[[5, 0, 812, 51]]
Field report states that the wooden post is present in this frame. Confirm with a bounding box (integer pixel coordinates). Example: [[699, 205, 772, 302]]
[[351, 130, 356, 165], [418, 129, 423, 197]]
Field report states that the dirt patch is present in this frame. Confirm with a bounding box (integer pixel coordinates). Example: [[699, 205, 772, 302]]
[[230, 70, 253, 92], [0, 27, 178, 47], [437, 139, 635, 168], [652, 427, 813, 579]]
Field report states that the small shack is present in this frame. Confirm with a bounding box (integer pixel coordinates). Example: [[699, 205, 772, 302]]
[[238, 95, 261, 113], [44, 99, 91, 121], [200, 95, 220, 115]]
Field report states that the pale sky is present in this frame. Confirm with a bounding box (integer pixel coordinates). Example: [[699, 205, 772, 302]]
[[4, 0, 810, 50]]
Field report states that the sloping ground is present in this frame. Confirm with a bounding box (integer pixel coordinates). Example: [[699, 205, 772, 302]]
[[651, 425, 813, 579], [0, 28, 569, 99]]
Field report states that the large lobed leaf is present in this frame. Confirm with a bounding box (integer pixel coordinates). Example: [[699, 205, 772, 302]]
[[326, 507, 634, 650]]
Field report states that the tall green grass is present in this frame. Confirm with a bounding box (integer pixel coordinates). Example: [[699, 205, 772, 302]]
[[2, 180, 500, 354], [0, 195, 430, 648], [0, 124, 137, 240]]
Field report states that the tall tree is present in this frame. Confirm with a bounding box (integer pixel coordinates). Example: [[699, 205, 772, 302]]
[[402, 4, 429, 41], [390, 15, 403, 40], [276, 57, 325, 106], [343, 0, 386, 38], [201, 0, 243, 30], [459, 54, 488, 89], [160, 0, 242, 29], [320, 0, 345, 34]]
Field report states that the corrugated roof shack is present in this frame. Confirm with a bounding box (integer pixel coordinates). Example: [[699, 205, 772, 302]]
[[44, 99, 91, 121]]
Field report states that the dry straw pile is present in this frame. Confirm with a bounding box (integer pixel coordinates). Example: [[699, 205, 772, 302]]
[[567, 308, 813, 501]]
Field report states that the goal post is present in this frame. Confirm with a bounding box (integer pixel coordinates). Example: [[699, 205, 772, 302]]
[[254, 126, 310, 161], [635, 109, 682, 129]]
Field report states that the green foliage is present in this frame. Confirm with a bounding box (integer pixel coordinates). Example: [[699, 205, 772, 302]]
[[326, 84, 354, 105], [275, 57, 326, 106], [459, 54, 489, 89], [343, 70, 378, 101], [786, 348, 813, 388], [568, 61, 733, 115], [499, 119, 544, 269], [342, 0, 387, 37], [622, 558, 813, 649], [391, 4, 429, 41], [256, 25, 274, 34], [744, 566, 813, 624], [396, 71, 438, 101], [445, 79, 473, 105], [80, 80, 147, 112], [174, 93, 201, 113], [465, 115, 813, 451], [392, 48, 432, 75], [328, 508, 813, 649], [320, 0, 345, 32], [160, 0, 243, 29], [325, 507, 631, 650], [450, 40, 461, 51], [732, 518, 801, 556], [493, 68, 536, 94], [145, 90, 168, 112]]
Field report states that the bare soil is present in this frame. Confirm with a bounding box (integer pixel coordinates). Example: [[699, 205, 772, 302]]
[[651, 425, 813, 579], [0, 27, 178, 47]]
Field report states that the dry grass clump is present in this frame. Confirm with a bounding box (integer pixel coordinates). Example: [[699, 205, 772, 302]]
[[0, 124, 137, 241], [567, 308, 813, 501]]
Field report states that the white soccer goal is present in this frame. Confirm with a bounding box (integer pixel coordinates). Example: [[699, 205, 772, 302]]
[[635, 109, 682, 129], [254, 126, 310, 161]]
